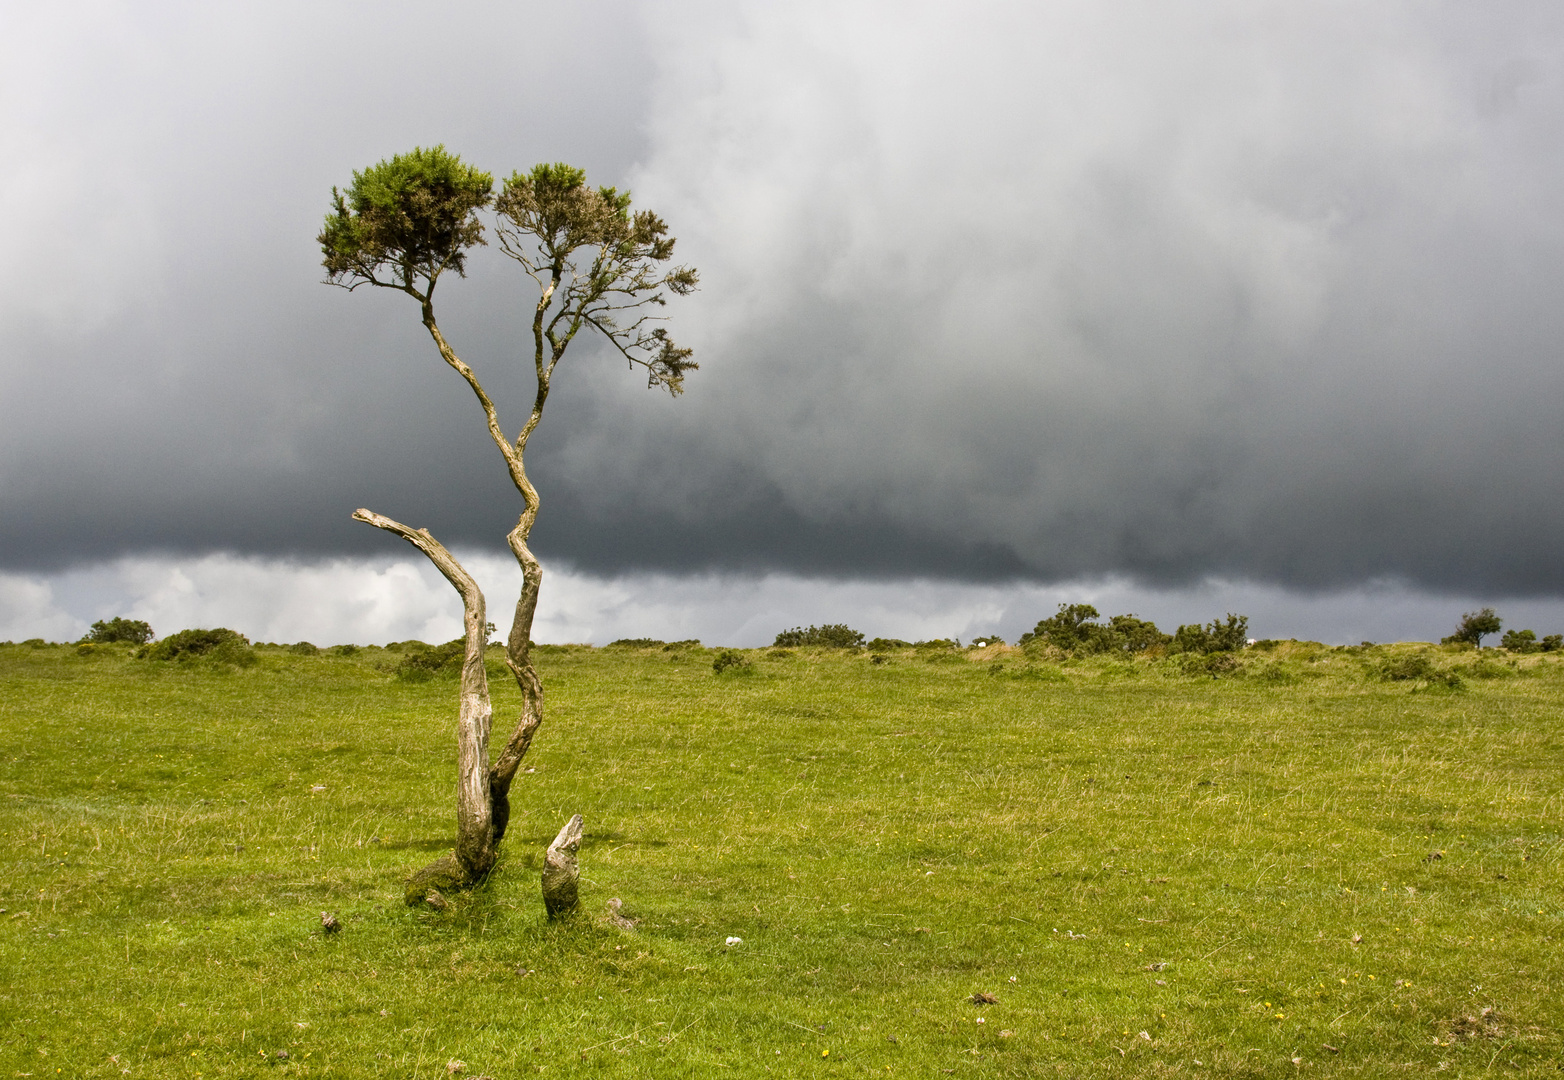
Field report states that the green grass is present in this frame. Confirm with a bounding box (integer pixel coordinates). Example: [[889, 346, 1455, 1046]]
[[1, 639, 1561, 1077]]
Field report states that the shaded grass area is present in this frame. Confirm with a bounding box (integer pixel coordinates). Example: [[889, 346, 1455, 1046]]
[[0, 640, 1560, 1076]]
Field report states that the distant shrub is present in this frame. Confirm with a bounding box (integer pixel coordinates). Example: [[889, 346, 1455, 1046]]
[[865, 637, 911, 651], [84, 617, 154, 645], [712, 649, 751, 674], [773, 624, 865, 648], [23, 638, 47, 648], [289, 642, 320, 656], [1500, 629, 1539, 653], [608, 638, 664, 648], [1443, 608, 1501, 648], [330, 644, 360, 657], [1380, 654, 1437, 681], [142, 628, 254, 666], [1018, 603, 1100, 651], [396, 639, 465, 681], [914, 639, 958, 651], [768, 648, 795, 659], [662, 639, 701, 651], [1182, 652, 1242, 677], [1544, 635, 1563, 653], [1020, 605, 1171, 655], [1171, 614, 1249, 655]]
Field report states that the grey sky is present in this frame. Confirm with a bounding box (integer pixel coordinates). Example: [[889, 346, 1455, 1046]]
[[5, 2, 1563, 606]]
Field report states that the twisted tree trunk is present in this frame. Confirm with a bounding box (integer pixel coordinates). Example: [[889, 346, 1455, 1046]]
[[351, 509, 499, 902]]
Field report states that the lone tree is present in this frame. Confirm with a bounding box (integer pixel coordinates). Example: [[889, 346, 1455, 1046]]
[[319, 147, 697, 903], [1444, 607, 1501, 649]]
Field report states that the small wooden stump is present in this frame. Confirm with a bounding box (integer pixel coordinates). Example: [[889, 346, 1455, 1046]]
[[607, 897, 639, 931], [542, 814, 584, 918]]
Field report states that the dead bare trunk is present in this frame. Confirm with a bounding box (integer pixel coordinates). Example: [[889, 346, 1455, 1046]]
[[352, 509, 498, 901], [541, 814, 584, 918]]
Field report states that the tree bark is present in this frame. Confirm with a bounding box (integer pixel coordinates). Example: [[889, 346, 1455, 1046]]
[[352, 509, 498, 894]]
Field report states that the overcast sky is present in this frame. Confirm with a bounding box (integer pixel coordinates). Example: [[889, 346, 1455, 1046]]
[[4, 1, 1563, 644]]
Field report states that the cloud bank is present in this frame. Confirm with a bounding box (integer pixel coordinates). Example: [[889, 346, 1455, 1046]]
[[4, 1, 1563, 600]]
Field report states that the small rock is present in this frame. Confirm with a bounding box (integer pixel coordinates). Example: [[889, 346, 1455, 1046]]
[[515, 966, 533, 977], [424, 890, 449, 912], [970, 992, 998, 1005], [725, 936, 742, 947], [321, 911, 341, 934], [276, 1049, 289, 1060]]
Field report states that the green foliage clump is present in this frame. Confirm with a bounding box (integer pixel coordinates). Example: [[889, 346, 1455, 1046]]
[[83, 617, 154, 645], [319, 145, 493, 290], [608, 638, 665, 649], [711, 648, 751, 675], [395, 640, 465, 682], [1019, 604, 1173, 655], [865, 637, 911, 651], [1443, 607, 1501, 647], [288, 641, 320, 656], [1545, 634, 1564, 652], [1171, 614, 1249, 655], [662, 639, 701, 651], [914, 638, 958, 651], [141, 628, 255, 666], [773, 624, 865, 648], [330, 644, 360, 657]]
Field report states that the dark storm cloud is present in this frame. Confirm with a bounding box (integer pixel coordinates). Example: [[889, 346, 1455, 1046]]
[[5, 1, 1564, 596]]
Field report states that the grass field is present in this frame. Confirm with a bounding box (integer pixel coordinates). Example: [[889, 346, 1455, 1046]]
[[1, 638, 1560, 1077]]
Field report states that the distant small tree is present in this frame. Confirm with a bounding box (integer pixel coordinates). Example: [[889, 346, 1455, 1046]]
[[1443, 608, 1501, 649], [83, 617, 154, 645], [320, 146, 697, 902], [1544, 634, 1563, 653]]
